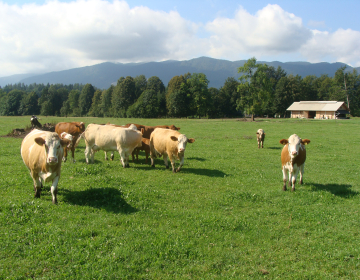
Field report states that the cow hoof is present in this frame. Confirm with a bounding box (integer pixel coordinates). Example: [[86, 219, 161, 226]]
[[282, 185, 287, 191], [165, 165, 169, 169], [291, 187, 295, 192], [126, 164, 130, 168]]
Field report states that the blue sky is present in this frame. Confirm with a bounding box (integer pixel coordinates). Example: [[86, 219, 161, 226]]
[[1, 0, 359, 77]]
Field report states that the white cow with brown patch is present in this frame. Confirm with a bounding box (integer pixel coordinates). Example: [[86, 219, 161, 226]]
[[83, 124, 143, 167], [280, 134, 310, 191], [150, 128, 195, 173], [21, 129, 71, 204], [256, 129, 265, 148]]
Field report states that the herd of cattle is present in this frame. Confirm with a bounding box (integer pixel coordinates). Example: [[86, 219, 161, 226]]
[[20, 121, 310, 204]]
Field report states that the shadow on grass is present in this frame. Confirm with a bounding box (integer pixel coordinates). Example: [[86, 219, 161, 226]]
[[187, 157, 206, 161], [182, 168, 227, 177], [76, 158, 104, 164], [310, 183, 359, 198], [61, 187, 137, 214]]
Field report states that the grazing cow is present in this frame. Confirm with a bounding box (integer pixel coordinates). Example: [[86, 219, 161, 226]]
[[256, 129, 265, 148], [150, 128, 195, 173], [124, 123, 180, 163], [59, 132, 74, 161], [20, 129, 71, 204], [55, 122, 85, 163], [83, 124, 143, 167], [280, 134, 311, 191], [30, 115, 42, 129]]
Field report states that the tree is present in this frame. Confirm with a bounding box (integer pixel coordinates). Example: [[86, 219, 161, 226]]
[[134, 75, 147, 100], [3, 90, 25, 116], [100, 86, 114, 117], [127, 89, 160, 118], [166, 75, 189, 117], [187, 73, 211, 118], [112, 76, 136, 117], [88, 90, 103, 117], [18, 91, 40, 116], [68, 89, 81, 116], [79, 84, 95, 116], [217, 77, 240, 117]]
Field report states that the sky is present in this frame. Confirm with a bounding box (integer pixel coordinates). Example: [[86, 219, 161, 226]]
[[1, 0, 360, 77]]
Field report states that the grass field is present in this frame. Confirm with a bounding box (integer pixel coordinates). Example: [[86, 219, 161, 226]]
[[0, 116, 359, 279]]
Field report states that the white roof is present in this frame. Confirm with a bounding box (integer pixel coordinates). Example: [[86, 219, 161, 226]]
[[287, 101, 348, 112]]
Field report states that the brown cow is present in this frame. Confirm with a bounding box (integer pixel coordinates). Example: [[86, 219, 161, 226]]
[[55, 122, 85, 163], [256, 129, 265, 148], [280, 134, 310, 191], [21, 129, 70, 204], [124, 123, 180, 163], [150, 128, 195, 173]]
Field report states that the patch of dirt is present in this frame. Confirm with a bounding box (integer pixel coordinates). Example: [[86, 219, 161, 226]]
[[2, 123, 56, 139]]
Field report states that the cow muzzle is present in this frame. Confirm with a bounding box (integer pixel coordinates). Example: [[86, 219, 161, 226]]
[[48, 157, 58, 164]]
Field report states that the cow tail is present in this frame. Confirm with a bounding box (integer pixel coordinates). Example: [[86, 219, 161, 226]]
[[74, 132, 85, 148]]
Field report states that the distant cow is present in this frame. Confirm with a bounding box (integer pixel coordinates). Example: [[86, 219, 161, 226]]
[[20, 129, 71, 204], [55, 122, 85, 163], [59, 132, 74, 154], [150, 128, 195, 173], [256, 129, 265, 148], [30, 115, 42, 129], [280, 134, 310, 191], [83, 123, 143, 167]]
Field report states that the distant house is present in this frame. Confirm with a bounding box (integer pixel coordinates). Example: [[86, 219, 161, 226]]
[[287, 101, 350, 119]]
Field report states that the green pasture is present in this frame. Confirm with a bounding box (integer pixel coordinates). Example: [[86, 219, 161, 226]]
[[0, 116, 359, 279]]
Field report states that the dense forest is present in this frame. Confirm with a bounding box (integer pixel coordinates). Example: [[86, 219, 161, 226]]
[[1, 58, 359, 118]]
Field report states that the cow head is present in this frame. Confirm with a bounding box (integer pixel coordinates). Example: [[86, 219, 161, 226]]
[[60, 132, 74, 148], [169, 125, 180, 131], [280, 134, 310, 160], [256, 129, 265, 138], [170, 134, 195, 153], [76, 122, 85, 133], [35, 133, 71, 165]]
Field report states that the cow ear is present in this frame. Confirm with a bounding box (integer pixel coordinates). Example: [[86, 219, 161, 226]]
[[35, 137, 45, 146], [279, 139, 288, 145], [177, 127, 180, 130], [301, 139, 310, 145], [60, 139, 71, 147], [256, 132, 259, 134], [187, 138, 195, 143], [170, 136, 178, 141]]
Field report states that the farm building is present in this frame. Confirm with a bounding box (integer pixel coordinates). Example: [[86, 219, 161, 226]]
[[287, 101, 350, 119]]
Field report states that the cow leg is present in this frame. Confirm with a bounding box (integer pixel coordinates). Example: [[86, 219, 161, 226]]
[[71, 146, 76, 163], [176, 156, 184, 173], [118, 150, 126, 168], [257, 141, 260, 149], [84, 145, 92, 164], [131, 150, 135, 162], [168, 155, 176, 173], [51, 176, 60, 204], [104, 151, 108, 161], [299, 164, 305, 185], [163, 154, 169, 169], [145, 150, 149, 164], [110, 152, 114, 161], [261, 141, 264, 148], [282, 166, 288, 191], [31, 172, 42, 198], [63, 147, 68, 162]]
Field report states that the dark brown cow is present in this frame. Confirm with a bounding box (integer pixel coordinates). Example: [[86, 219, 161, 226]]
[[55, 122, 85, 163], [280, 134, 310, 191]]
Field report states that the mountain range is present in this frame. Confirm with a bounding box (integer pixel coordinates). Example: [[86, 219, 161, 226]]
[[0, 57, 357, 89]]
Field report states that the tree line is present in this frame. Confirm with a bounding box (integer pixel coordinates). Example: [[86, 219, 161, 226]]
[[1, 57, 359, 118]]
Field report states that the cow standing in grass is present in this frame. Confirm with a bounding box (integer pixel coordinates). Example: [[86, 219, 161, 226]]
[[83, 124, 143, 167], [280, 134, 310, 191], [256, 129, 265, 148], [55, 122, 85, 163], [150, 128, 195, 173], [21, 129, 71, 204]]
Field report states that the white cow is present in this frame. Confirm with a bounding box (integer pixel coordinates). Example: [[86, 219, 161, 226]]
[[83, 124, 143, 167], [21, 129, 70, 203], [150, 128, 195, 173]]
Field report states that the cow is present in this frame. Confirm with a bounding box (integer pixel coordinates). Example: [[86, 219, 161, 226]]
[[83, 123, 143, 167], [30, 115, 42, 129], [280, 134, 311, 191], [256, 129, 265, 148], [59, 132, 74, 160], [150, 128, 195, 173], [124, 123, 180, 163], [20, 129, 71, 204], [55, 122, 85, 163]]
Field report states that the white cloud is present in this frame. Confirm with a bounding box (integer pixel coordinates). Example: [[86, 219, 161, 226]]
[[300, 29, 360, 67], [205, 4, 312, 59], [0, 0, 200, 76]]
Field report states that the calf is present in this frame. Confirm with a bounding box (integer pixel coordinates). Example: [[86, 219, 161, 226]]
[[84, 124, 143, 167], [21, 129, 70, 203], [256, 129, 265, 148], [280, 134, 310, 191], [55, 122, 85, 163], [150, 128, 195, 173]]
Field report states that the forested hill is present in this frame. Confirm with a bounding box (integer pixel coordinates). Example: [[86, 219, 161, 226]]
[[0, 57, 355, 89]]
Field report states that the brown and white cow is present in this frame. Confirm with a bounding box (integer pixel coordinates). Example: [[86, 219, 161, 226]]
[[256, 129, 265, 148], [21, 129, 71, 204], [150, 128, 195, 173], [280, 134, 311, 191], [55, 122, 85, 163], [83, 124, 143, 167], [124, 123, 180, 163]]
